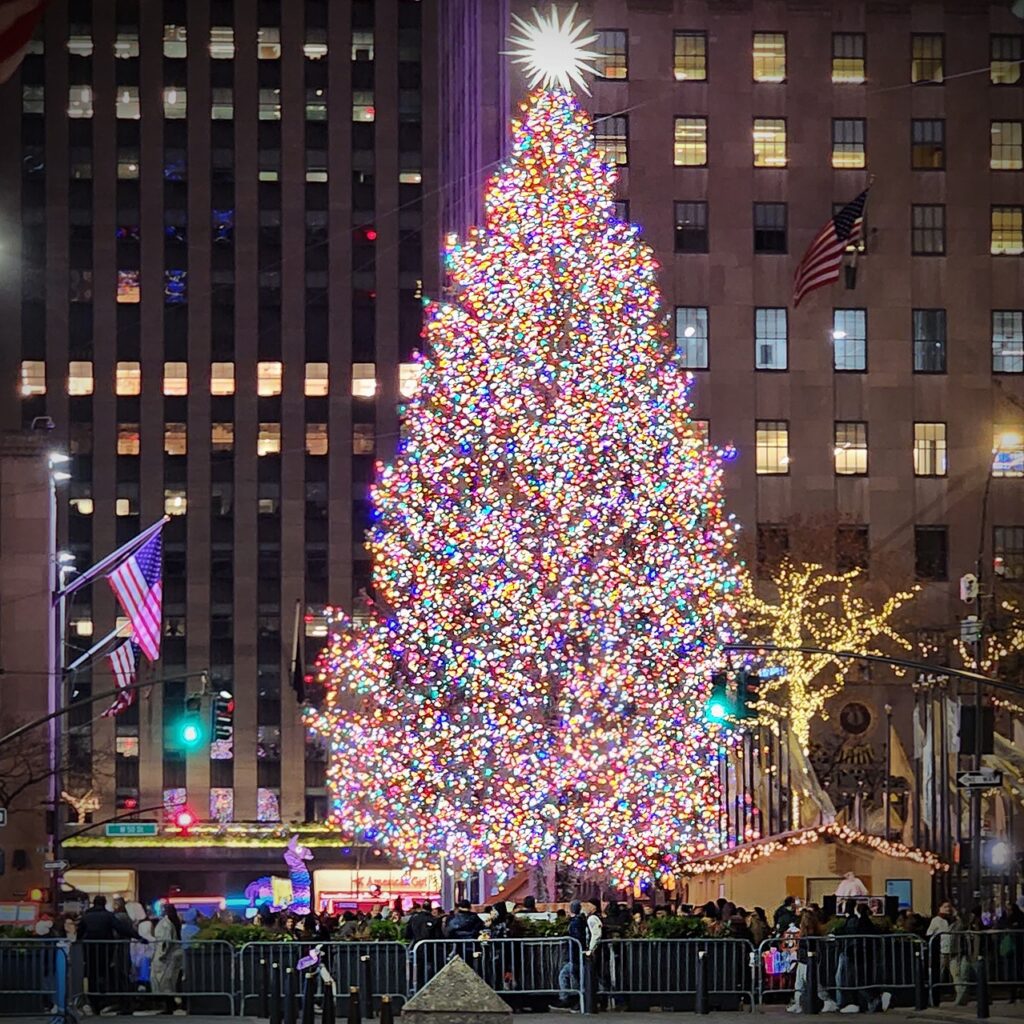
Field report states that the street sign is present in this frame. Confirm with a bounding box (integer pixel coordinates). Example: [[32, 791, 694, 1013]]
[[956, 768, 1003, 789], [0, 808, 6, 827], [104, 821, 158, 837], [43, 860, 69, 873]]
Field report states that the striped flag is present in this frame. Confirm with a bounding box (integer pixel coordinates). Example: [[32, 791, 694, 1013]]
[[108, 531, 163, 662], [0, 0, 46, 84], [101, 640, 138, 718], [792, 189, 869, 308]]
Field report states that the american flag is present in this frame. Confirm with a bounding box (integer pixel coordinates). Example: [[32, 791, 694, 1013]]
[[101, 640, 138, 718], [792, 189, 870, 308], [108, 531, 163, 662], [0, 0, 46, 84]]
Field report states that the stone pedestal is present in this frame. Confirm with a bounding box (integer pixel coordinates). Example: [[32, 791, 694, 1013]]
[[401, 956, 513, 1024]]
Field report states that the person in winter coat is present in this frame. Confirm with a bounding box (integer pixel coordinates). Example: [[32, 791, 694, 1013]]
[[151, 904, 186, 1015], [131, 920, 156, 989], [78, 895, 146, 1016], [774, 896, 799, 934], [444, 901, 484, 940]]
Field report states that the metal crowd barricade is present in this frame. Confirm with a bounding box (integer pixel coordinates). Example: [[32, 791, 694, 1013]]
[[238, 940, 407, 1016], [757, 933, 925, 1010], [602, 937, 756, 1010], [927, 929, 1024, 1006], [407, 936, 584, 1010], [0, 938, 64, 1017]]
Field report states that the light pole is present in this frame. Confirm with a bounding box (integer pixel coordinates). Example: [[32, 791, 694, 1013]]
[[883, 703, 893, 841]]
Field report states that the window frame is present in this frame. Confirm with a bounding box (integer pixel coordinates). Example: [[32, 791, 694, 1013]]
[[831, 118, 866, 169], [991, 120, 1023, 171], [753, 117, 787, 168], [753, 31, 787, 83], [992, 310, 1024, 374], [675, 306, 709, 370], [594, 113, 629, 167], [914, 525, 949, 582], [755, 308, 788, 371], [911, 118, 945, 171], [831, 32, 866, 84], [753, 201, 787, 254], [755, 420, 790, 475], [911, 204, 946, 256], [911, 33, 944, 85], [594, 29, 628, 81], [674, 200, 709, 254], [990, 34, 1023, 86], [913, 422, 948, 478], [673, 116, 708, 167], [832, 308, 868, 372], [912, 308, 947, 374], [991, 205, 1024, 256], [994, 526, 1024, 581], [673, 30, 708, 82], [834, 421, 868, 476]]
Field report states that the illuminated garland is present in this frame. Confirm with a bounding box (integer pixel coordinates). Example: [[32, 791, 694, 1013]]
[[305, 87, 745, 885], [678, 823, 949, 877]]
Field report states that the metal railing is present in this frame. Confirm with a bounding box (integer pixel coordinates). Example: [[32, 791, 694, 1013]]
[[928, 930, 1024, 1006], [0, 938, 68, 1016]]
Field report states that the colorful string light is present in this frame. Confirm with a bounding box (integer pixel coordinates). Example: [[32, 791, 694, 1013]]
[[306, 88, 745, 885]]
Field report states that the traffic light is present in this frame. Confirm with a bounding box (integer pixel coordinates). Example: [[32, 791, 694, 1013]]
[[212, 693, 234, 742], [705, 672, 733, 723], [737, 670, 761, 719], [180, 694, 203, 747], [173, 807, 196, 834]]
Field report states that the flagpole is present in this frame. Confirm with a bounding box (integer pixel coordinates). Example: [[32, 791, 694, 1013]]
[[66, 621, 133, 673], [290, 598, 303, 700]]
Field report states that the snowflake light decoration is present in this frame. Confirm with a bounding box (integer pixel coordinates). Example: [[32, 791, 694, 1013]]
[[505, 4, 603, 94]]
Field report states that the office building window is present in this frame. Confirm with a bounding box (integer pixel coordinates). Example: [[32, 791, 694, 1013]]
[[67, 361, 93, 396], [116, 86, 140, 119], [68, 85, 93, 119], [673, 117, 707, 166], [757, 524, 790, 572], [114, 31, 139, 58], [674, 201, 708, 253], [257, 361, 283, 397], [304, 29, 328, 60], [611, 200, 629, 222], [164, 362, 188, 396], [306, 88, 327, 121], [257, 27, 281, 60], [117, 423, 140, 456], [753, 202, 787, 253], [993, 311, 1024, 373], [258, 88, 281, 120], [994, 527, 1024, 580], [164, 24, 187, 58], [305, 363, 329, 396], [992, 206, 1024, 255], [67, 31, 93, 56], [914, 422, 947, 477], [993, 427, 1024, 478], [165, 489, 187, 517], [832, 33, 866, 83], [595, 30, 627, 79], [913, 309, 947, 373], [352, 363, 376, 398], [755, 308, 787, 370], [675, 307, 709, 369], [164, 423, 187, 456], [912, 34, 943, 83], [209, 25, 234, 59], [836, 525, 870, 573], [911, 119, 945, 170], [163, 87, 187, 119], [211, 362, 235, 396], [115, 361, 141, 396], [353, 90, 375, 122], [753, 32, 786, 82], [912, 205, 945, 255], [20, 360, 45, 396], [753, 118, 787, 167], [117, 270, 141, 303], [22, 84, 43, 114], [211, 423, 234, 453], [399, 362, 423, 398], [832, 309, 867, 371], [353, 423, 375, 454], [832, 118, 866, 168], [915, 526, 948, 581], [756, 420, 789, 474], [674, 31, 707, 81], [352, 30, 374, 61], [991, 35, 1022, 85], [258, 423, 281, 456], [991, 121, 1023, 170], [595, 115, 628, 166], [305, 424, 328, 456], [117, 148, 140, 179], [211, 88, 233, 120], [834, 421, 868, 475]]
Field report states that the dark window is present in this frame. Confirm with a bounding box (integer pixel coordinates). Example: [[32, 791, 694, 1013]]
[[757, 524, 790, 574], [912, 204, 945, 255], [674, 201, 708, 253], [994, 526, 1024, 580], [753, 202, 786, 253], [913, 309, 946, 373], [836, 525, 869, 574], [911, 119, 945, 169], [914, 526, 948, 581]]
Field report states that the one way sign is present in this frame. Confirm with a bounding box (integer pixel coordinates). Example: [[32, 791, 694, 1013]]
[[957, 768, 1003, 789]]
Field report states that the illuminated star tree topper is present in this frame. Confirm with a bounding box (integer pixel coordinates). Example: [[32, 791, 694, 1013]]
[[504, 3, 603, 94]]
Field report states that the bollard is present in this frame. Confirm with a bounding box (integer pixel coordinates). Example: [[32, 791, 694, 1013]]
[[976, 955, 990, 1020], [321, 979, 336, 1024], [301, 971, 317, 1024], [583, 950, 597, 1015], [379, 994, 394, 1024], [284, 967, 298, 1024], [258, 958, 269, 1019], [348, 985, 361, 1024], [914, 948, 928, 1011], [269, 962, 282, 1024], [360, 953, 374, 1017], [695, 949, 709, 1015], [803, 950, 820, 1015]]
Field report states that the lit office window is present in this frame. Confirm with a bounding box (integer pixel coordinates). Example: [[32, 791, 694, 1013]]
[[352, 30, 374, 60], [352, 90, 375, 122], [594, 30, 627, 79], [117, 423, 140, 456], [211, 423, 234, 452], [163, 87, 187, 119], [832, 33, 865, 83], [164, 24, 187, 58], [595, 115, 628, 166], [258, 89, 281, 121], [991, 122, 1023, 171], [257, 361, 283, 397], [753, 33, 786, 82], [72, 618, 94, 637], [67, 31, 93, 56], [117, 147, 140, 179], [673, 117, 707, 166], [912, 34, 943, 83], [992, 206, 1024, 256], [913, 309, 947, 373], [352, 363, 377, 398], [117, 270, 141, 302], [114, 31, 139, 58], [911, 120, 945, 170], [994, 526, 1024, 580], [305, 88, 327, 121], [755, 308, 787, 370], [68, 85, 93, 118], [834, 422, 868, 475], [209, 25, 234, 59], [304, 363, 329, 397], [305, 424, 329, 456], [991, 35, 1022, 85], [675, 307, 709, 369], [304, 29, 328, 60], [912, 205, 945, 255], [163, 362, 188, 396], [399, 362, 424, 398], [993, 311, 1024, 373], [70, 487, 94, 515], [832, 119, 866, 168], [257, 26, 281, 59], [993, 427, 1024, 478], [211, 88, 234, 120], [20, 360, 45, 396], [673, 31, 706, 81], [115, 496, 137, 517], [756, 421, 790, 474], [913, 423, 947, 477], [353, 423, 375, 455], [116, 86, 140, 119], [67, 361, 93, 396], [115, 361, 141, 395], [753, 119, 787, 167], [258, 423, 282, 456], [165, 489, 187, 516], [211, 362, 235, 396], [164, 423, 187, 456], [832, 309, 867, 371]]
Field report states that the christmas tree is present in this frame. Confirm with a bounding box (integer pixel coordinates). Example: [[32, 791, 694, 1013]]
[[307, 15, 744, 885]]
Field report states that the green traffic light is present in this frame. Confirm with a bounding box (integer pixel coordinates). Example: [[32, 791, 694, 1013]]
[[181, 721, 200, 745], [707, 700, 728, 721]]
